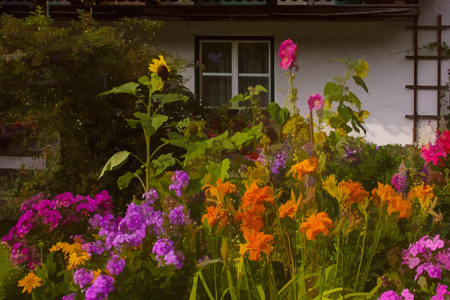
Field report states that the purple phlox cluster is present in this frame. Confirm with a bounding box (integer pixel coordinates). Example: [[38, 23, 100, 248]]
[[168, 205, 185, 226], [152, 238, 184, 270], [73, 268, 94, 289], [421, 165, 444, 185], [169, 171, 190, 197], [245, 151, 268, 167], [142, 189, 159, 205], [90, 202, 164, 251], [391, 160, 408, 197], [378, 289, 414, 300], [270, 151, 287, 175], [61, 294, 77, 300], [106, 254, 126, 276], [7, 241, 40, 269], [82, 240, 105, 256], [302, 142, 314, 158], [402, 235, 448, 281], [431, 284, 450, 300], [344, 145, 362, 162], [420, 130, 450, 165], [85, 274, 114, 300]]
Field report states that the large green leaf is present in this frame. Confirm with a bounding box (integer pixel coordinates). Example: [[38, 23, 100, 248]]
[[126, 112, 168, 137], [138, 75, 151, 86], [353, 76, 369, 94], [230, 94, 250, 103], [117, 170, 143, 190], [151, 153, 176, 176], [98, 82, 139, 96], [347, 60, 358, 70], [324, 82, 339, 96], [255, 85, 268, 94], [161, 132, 190, 149], [221, 158, 230, 180], [152, 93, 189, 105], [99, 150, 130, 178], [268, 102, 290, 125], [337, 106, 353, 123], [207, 161, 221, 182], [347, 91, 362, 110]]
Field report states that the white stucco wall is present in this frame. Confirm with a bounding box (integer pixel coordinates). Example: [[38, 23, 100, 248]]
[[151, 1, 450, 145]]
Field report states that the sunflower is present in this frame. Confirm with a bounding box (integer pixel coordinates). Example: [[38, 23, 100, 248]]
[[355, 59, 369, 79], [148, 55, 170, 82], [18, 272, 42, 293]]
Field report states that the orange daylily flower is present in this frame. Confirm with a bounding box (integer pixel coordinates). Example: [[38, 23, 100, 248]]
[[203, 178, 237, 203], [339, 180, 369, 208], [300, 212, 333, 241], [242, 181, 276, 214], [235, 208, 264, 232], [372, 182, 397, 208], [279, 190, 302, 219], [239, 230, 274, 261], [408, 183, 435, 211], [387, 195, 412, 219], [202, 205, 228, 228], [289, 157, 318, 180]]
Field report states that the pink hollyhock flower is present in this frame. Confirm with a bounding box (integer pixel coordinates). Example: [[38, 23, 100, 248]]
[[278, 39, 298, 71], [307, 93, 324, 111]]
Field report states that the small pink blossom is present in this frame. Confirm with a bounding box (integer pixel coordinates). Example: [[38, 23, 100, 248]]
[[307, 93, 324, 111], [278, 39, 298, 71]]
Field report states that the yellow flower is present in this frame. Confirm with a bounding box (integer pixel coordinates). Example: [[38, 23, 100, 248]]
[[49, 242, 64, 252], [337, 127, 348, 137], [354, 110, 370, 124], [60, 237, 83, 256], [323, 175, 339, 199], [18, 272, 42, 293], [355, 59, 369, 79], [67, 251, 90, 270], [148, 55, 170, 82]]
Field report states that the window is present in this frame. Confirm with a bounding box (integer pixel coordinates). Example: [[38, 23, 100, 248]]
[[196, 37, 273, 109]]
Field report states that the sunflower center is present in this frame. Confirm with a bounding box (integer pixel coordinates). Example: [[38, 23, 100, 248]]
[[157, 65, 169, 82]]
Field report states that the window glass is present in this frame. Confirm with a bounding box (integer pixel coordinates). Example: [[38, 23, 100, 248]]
[[201, 42, 232, 73], [199, 39, 271, 108]]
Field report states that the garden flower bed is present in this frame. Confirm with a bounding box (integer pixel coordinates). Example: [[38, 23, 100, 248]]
[[1, 39, 450, 300]]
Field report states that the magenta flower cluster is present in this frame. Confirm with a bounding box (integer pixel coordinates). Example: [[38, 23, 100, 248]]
[[391, 161, 407, 197], [420, 130, 450, 165], [152, 238, 185, 270], [402, 235, 447, 281], [378, 289, 414, 300], [169, 170, 189, 197], [1, 191, 112, 269]]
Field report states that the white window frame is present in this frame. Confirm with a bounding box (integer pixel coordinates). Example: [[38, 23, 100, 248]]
[[199, 39, 272, 109]]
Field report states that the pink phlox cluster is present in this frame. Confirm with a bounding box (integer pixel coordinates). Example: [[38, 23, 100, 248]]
[[378, 289, 414, 300], [1, 191, 114, 270], [402, 235, 449, 284], [106, 254, 126, 276], [431, 284, 450, 300], [142, 189, 159, 205], [420, 130, 450, 165], [278, 39, 298, 71]]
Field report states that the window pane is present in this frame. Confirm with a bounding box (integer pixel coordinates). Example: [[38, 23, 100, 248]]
[[238, 42, 269, 74], [238, 77, 269, 107], [202, 42, 232, 73], [202, 76, 232, 107]]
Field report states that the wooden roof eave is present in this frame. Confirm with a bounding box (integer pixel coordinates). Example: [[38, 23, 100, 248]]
[[0, 4, 419, 22]]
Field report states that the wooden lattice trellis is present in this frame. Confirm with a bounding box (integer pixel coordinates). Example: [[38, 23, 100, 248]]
[[405, 15, 450, 143]]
